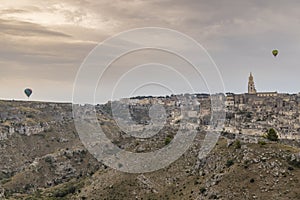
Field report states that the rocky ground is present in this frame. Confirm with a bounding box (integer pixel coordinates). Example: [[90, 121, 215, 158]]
[[0, 100, 300, 199]]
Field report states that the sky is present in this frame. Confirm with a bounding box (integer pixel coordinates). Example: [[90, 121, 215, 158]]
[[1, 0, 300, 103]]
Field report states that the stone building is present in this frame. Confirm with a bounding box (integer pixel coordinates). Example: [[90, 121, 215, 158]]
[[248, 72, 257, 94], [225, 73, 279, 107], [247, 72, 278, 97]]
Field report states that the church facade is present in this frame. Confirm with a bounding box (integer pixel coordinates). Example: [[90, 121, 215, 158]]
[[247, 73, 278, 97], [225, 73, 279, 106]]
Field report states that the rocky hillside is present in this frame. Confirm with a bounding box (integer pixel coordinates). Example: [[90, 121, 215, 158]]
[[0, 100, 300, 199]]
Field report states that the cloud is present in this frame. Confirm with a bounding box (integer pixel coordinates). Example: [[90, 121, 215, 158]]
[[0, 18, 71, 37], [1, 0, 300, 102]]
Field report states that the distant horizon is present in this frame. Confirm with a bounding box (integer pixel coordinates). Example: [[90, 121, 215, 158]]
[[1, 89, 300, 105], [2, 76, 299, 103]]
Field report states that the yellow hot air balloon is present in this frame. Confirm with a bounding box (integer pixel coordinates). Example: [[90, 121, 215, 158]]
[[272, 49, 278, 57]]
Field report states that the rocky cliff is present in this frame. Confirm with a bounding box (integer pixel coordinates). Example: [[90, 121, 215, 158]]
[[0, 100, 300, 199]]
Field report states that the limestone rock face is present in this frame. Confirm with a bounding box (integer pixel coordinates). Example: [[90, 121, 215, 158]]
[[15, 124, 45, 136], [0, 98, 300, 199], [0, 132, 8, 140]]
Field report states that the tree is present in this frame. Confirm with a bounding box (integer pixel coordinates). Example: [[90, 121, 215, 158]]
[[266, 128, 278, 141]]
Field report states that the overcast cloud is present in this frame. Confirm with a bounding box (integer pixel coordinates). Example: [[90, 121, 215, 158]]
[[1, 0, 300, 102]]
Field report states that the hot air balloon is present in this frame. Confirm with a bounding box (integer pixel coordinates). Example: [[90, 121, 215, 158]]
[[24, 88, 32, 98], [272, 49, 278, 57]]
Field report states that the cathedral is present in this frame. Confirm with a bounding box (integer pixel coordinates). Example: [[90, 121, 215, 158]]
[[247, 73, 277, 97], [226, 73, 279, 106], [248, 73, 257, 94]]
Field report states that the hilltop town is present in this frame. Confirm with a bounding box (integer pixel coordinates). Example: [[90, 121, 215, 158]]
[[105, 73, 300, 141], [0, 73, 300, 199]]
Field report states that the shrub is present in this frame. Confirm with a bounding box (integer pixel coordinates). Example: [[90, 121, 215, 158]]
[[1, 178, 11, 184], [246, 112, 252, 118], [234, 140, 241, 149], [226, 159, 234, 168], [45, 156, 53, 164], [266, 128, 278, 141], [53, 185, 76, 198], [258, 140, 266, 145], [288, 156, 300, 168], [194, 179, 201, 185], [26, 114, 34, 118], [243, 160, 250, 169], [165, 137, 172, 145], [200, 187, 206, 194]]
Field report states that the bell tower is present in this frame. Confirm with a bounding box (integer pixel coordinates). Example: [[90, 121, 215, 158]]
[[248, 72, 257, 94]]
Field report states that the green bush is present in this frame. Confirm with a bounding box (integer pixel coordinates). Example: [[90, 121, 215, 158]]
[[246, 112, 252, 118], [258, 140, 266, 146], [226, 159, 234, 168], [234, 140, 241, 149], [165, 137, 172, 145], [1, 178, 11, 184], [266, 128, 278, 141], [45, 156, 53, 164], [199, 187, 206, 194]]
